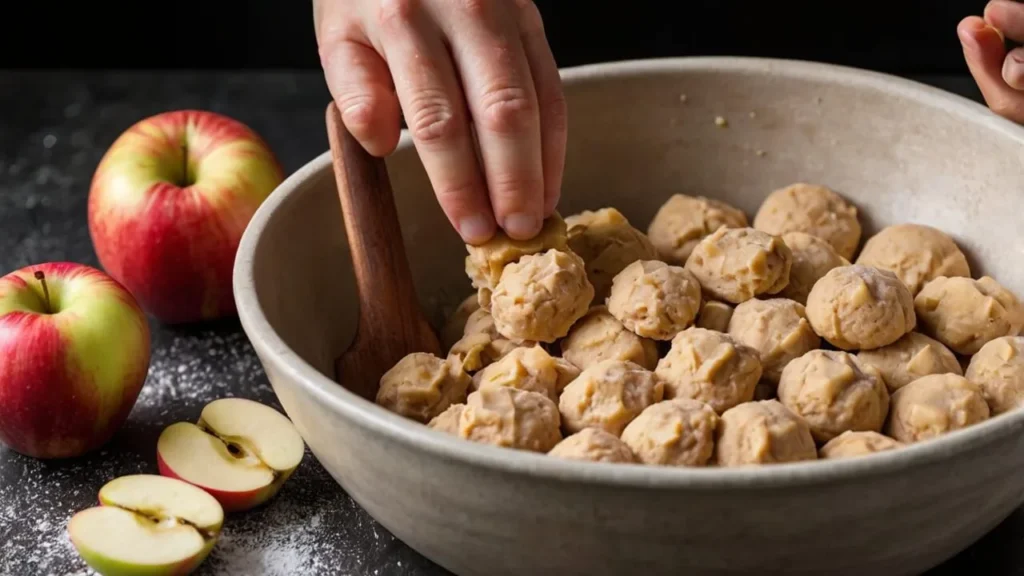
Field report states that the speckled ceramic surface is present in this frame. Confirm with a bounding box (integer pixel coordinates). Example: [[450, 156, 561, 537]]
[[233, 57, 1024, 576]]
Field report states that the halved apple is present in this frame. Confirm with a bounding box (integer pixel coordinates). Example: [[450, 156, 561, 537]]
[[157, 397, 305, 512], [67, 474, 223, 576]]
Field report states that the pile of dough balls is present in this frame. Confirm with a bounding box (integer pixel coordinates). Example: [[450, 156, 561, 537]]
[[375, 182, 1024, 468]]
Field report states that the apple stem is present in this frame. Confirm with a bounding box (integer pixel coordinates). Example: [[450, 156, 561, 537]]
[[34, 271, 52, 314]]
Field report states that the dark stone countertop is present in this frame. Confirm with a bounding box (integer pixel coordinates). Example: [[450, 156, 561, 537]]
[[0, 70, 1018, 576]]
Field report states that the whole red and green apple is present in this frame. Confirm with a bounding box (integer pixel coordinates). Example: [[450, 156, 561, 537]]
[[0, 262, 151, 459], [88, 109, 284, 324]]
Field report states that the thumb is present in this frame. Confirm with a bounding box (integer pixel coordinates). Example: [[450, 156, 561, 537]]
[[959, 16, 1024, 122]]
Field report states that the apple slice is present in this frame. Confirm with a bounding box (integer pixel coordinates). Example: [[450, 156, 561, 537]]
[[67, 474, 223, 576], [157, 397, 305, 512]]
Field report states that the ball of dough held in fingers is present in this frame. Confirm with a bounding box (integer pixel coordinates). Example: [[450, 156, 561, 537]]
[[965, 336, 1024, 416], [560, 306, 660, 371], [856, 332, 962, 393], [854, 223, 971, 295], [376, 353, 471, 423], [471, 345, 580, 402], [776, 350, 890, 443], [457, 387, 563, 453], [913, 275, 1024, 355], [818, 430, 904, 459], [547, 427, 637, 464], [727, 298, 821, 384], [490, 249, 594, 343], [606, 260, 702, 340], [776, 231, 850, 305], [646, 194, 749, 265], [752, 182, 862, 260], [655, 327, 762, 414], [714, 400, 817, 466], [805, 265, 916, 350], [565, 207, 659, 303], [464, 212, 569, 299], [620, 398, 720, 467], [558, 359, 664, 436], [684, 227, 793, 304], [885, 373, 989, 443]]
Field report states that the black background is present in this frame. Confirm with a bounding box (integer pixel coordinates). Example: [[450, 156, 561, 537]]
[[0, 1, 990, 75]]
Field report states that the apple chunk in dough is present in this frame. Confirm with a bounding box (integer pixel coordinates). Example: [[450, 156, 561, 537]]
[[157, 397, 305, 512], [67, 474, 223, 576]]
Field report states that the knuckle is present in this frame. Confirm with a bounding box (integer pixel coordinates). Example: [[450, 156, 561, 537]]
[[435, 180, 483, 207], [408, 90, 461, 143], [378, 0, 417, 29], [541, 91, 568, 132], [488, 174, 544, 205], [479, 85, 536, 134], [457, 0, 493, 20], [338, 94, 379, 132]]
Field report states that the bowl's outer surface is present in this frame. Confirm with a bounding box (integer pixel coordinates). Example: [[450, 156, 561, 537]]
[[235, 57, 1024, 576]]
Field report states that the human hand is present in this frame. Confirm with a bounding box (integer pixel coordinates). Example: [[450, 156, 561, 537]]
[[314, 0, 566, 244], [959, 1, 1024, 122]]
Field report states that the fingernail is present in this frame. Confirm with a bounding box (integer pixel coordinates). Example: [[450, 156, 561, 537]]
[[459, 214, 494, 244], [503, 212, 540, 239]]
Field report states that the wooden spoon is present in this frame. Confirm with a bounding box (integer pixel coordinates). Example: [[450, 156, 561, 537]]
[[326, 102, 441, 401]]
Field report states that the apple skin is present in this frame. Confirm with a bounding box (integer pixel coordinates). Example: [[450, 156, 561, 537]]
[[156, 448, 296, 513], [0, 262, 151, 459], [87, 109, 284, 324]]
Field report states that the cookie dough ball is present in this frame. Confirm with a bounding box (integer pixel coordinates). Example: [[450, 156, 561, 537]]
[[655, 327, 762, 413], [448, 307, 522, 372], [914, 276, 1024, 355], [776, 350, 890, 442], [471, 345, 580, 402], [727, 298, 821, 384], [752, 182, 862, 260], [855, 223, 971, 295], [464, 213, 569, 303], [490, 249, 594, 343], [965, 336, 1024, 415], [777, 232, 850, 305], [560, 306, 659, 371], [856, 332, 962, 393], [646, 194, 749, 264], [459, 387, 562, 452], [606, 260, 702, 340], [818, 431, 904, 459], [714, 400, 818, 466], [427, 403, 466, 435], [548, 427, 637, 464], [620, 399, 719, 467], [885, 373, 990, 443], [696, 300, 734, 332], [806, 265, 916, 350], [441, 294, 481, 351], [565, 207, 659, 302], [558, 359, 664, 436], [684, 227, 792, 304], [376, 353, 471, 423]]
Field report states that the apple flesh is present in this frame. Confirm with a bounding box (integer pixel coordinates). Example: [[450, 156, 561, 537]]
[[87, 109, 284, 324], [0, 262, 151, 459], [68, 474, 223, 576], [157, 397, 305, 512]]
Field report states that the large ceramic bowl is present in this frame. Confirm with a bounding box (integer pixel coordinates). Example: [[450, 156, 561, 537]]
[[233, 57, 1024, 576]]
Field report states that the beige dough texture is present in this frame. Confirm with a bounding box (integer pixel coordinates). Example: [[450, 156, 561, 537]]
[[855, 223, 971, 295], [655, 327, 762, 414], [914, 275, 1024, 355], [620, 398, 720, 467], [885, 373, 990, 443], [777, 231, 850, 305], [447, 307, 522, 372], [559, 306, 659, 371], [684, 227, 793, 304], [776, 349, 890, 443], [856, 332, 962, 393], [457, 387, 563, 452], [547, 427, 637, 464], [695, 300, 734, 332], [606, 260, 702, 340], [727, 298, 821, 384], [752, 182, 862, 260], [441, 293, 482, 352], [427, 403, 466, 435], [714, 399, 818, 466], [818, 430, 904, 460], [558, 359, 664, 436], [471, 345, 580, 402], [490, 249, 594, 343], [965, 336, 1024, 415], [646, 194, 750, 265], [565, 207, 659, 303], [805, 265, 916, 350], [376, 352, 472, 424]]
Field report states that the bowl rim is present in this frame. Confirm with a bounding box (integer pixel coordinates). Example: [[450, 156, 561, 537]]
[[234, 55, 1024, 489]]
